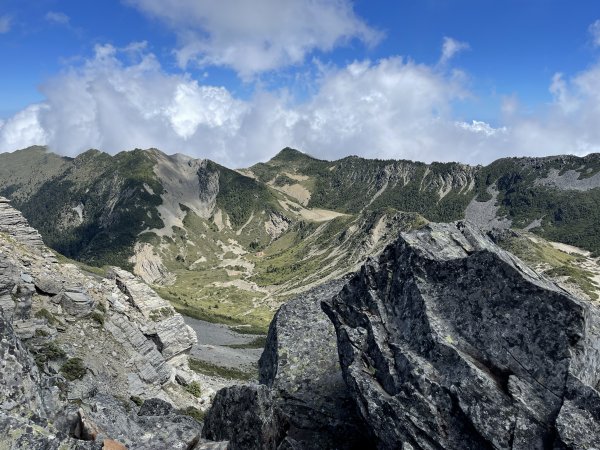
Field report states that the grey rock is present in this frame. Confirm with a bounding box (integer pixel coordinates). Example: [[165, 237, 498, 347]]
[[103, 312, 172, 388], [202, 384, 286, 450], [77, 393, 202, 450], [56, 291, 96, 318], [193, 441, 230, 450], [534, 167, 600, 191], [0, 197, 55, 261], [0, 199, 209, 449], [0, 311, 49, 419], [259, 280, 373, 449], [34, 276, 65, 295], [138, 398, 174, 416], [112, 268, 196, 360], [20, 273, 33, 284], [323, 221, 600, 449], [0, 415, 98, 450], [555, 375, 600, 449]]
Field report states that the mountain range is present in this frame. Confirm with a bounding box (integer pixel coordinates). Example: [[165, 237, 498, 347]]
[[2, 145, 600, 332]]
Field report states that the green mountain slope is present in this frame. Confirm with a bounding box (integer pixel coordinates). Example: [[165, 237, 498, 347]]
[[250, 148, 600, 254], [3, 145, 600, 330]]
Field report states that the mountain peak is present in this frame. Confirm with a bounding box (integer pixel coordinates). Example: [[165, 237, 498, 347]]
[[268, 147, 320, 164]]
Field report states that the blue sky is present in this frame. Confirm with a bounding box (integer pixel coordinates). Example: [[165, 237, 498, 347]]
[[1, 0, 600, 166]]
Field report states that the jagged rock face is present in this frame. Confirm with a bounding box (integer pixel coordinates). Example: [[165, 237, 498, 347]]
[[202, 280, 374, 449], [323, 221, 600, 449], [259, 280, 373, 449], [202, 385, 285, 450], [0, 312, 49, 420], [0, 198, 220, 449], [0, 197, 49, 255]]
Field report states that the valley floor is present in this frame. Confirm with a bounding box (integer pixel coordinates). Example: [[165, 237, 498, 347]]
[[183, 316, 263, 373]]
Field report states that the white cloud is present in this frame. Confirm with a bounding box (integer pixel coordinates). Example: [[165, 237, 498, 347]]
[[45, 11, 70, 25], [291, 57, 470, 162], [125, 0, 381, 78], [0, 15, 11, 33], [3, 40, 600, 167], [0, 104, 48, 150], [439, 37, 469, 65], [456, 120, 506, 137], [590, 20, 600, 47]]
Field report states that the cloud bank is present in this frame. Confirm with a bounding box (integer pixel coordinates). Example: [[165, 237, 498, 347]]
[[4, 10, 600, 168], [2, 38, 600, 167]]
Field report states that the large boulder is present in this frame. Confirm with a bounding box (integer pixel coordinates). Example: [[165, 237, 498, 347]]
[[203, 280, 374, 449], [56, 291, 96, 318], [323, 221, 600, 449], [259, 280, 372, 449]]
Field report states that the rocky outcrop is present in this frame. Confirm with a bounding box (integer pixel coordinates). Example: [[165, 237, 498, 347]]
[[203, 281, 373, 449], [112, 268, 196, 360], [323, 221, 600, 449], [259, 280, 372, 449], [129, 242, 175, 285], [0, 198, 221, 449], [0, 197, 48, 253], [54, 291, 96, 318], [203, 385, 285, 449]]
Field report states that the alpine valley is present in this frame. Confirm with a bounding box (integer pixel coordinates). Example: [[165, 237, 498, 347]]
[[2, 146, 600, 449]]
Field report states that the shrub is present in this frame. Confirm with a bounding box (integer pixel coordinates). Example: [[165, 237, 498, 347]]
[[34, 308, 58, 325], [130, 396, 144, 407], [185, 381, 202, 398], [60, 357, 87, 381], [90, 311, 105, 326], [33, 341, 66, 367]]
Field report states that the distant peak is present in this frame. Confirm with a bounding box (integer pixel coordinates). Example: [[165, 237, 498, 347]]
[[268, 147, 321, 164]]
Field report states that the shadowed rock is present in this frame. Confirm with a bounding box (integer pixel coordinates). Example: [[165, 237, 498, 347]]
[[203, 280, 374, 449], [259, 280, 373, 449], [202, 385, 286, 450], [323, 221, 600, 449]]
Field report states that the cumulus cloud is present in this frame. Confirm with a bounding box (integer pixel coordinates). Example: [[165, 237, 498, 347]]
[[3, 40, 600, 167], [0, 15, 11, 33], [0, 104, 48, 150], [124, 0, 381, 78], [439, 37, 469, 65], [45, 11, 70, 25]]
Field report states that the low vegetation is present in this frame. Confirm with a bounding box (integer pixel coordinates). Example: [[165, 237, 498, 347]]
[[32, 341, 66, 367], [60, 357, 87, 381], [34, 308, 59, 325], [496, 232, 599, 300], [181, 406, 205, 423], [184, 381, 202, 398], [188, 357, 256, 381], [225, 336, 267, 349]]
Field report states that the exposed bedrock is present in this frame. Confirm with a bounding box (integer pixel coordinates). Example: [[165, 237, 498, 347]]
[[323, 221, 600, 449], [203, 281, 374, 449]]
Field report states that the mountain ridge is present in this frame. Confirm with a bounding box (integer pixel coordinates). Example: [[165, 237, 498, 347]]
[[2, 145, 600, 330]]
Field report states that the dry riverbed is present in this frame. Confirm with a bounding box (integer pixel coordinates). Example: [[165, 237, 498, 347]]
[[183, 315, 265, 374]]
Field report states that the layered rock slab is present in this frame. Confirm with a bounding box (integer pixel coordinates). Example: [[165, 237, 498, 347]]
[[323, 221, 600, 449], [0, 197, 213, 449]]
